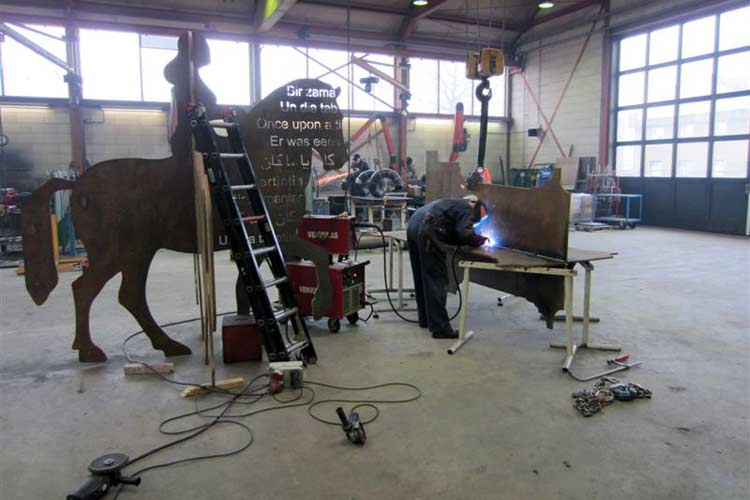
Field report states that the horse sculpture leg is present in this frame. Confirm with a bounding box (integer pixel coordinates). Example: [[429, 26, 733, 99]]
[[118, 253, 192, 357], [72, 263, 118, 362]]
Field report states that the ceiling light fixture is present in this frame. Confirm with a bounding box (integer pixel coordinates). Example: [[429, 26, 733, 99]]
[[538, 1, 554, 8], [413, 0, 429, 6]]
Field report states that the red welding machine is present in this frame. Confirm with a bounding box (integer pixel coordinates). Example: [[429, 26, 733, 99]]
[[287, 260, 367, 332], [289, 215, 368, 333], [296, 215, 356, 255]]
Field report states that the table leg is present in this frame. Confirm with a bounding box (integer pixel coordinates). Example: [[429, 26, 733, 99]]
[[582, 262, 592, 346], [397, 240, 404, 307], [388, 236, 394, 289], [562, 273, 576, 370], [401, 205, 406, 229], [448, 266, 474, 355], [368, 206, 374, 225], [580, 261, 620, 352], [551, 264, 620, 374]]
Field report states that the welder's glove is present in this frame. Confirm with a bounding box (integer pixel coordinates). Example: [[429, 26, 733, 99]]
[[466, 233, 488, 247]]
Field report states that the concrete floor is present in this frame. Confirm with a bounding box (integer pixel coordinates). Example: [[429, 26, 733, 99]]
[[1, 227, 748, 499]]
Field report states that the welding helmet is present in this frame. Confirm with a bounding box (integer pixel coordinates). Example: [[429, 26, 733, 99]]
[[464, 194, 485, 223]]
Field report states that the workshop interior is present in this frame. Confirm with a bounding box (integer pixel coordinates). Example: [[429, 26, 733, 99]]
[[0, 0, 749, 499]]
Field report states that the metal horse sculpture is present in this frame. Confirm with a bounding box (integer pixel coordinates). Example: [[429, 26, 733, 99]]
[[22, 33, 347, 362]]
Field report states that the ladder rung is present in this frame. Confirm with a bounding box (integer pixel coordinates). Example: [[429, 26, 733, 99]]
[[275, 307, 299, 322], [253, 246, 277, 257], [209, 119, 238, 128], [242, 215, 266, 223], [264, 276, 288, 288], [285, 340, 309, 355], [220, 153, 244, 159], [231, 184, 256, 192]]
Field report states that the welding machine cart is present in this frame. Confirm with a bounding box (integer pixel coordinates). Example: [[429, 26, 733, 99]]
[[287, 260, 367, 332], [289, 215, 369, 332]]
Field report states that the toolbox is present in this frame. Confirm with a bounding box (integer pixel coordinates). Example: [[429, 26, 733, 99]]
[[221, 314, 263, 363]]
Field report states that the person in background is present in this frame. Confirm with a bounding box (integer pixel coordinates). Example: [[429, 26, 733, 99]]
[[350, 154, 370, 174], [406, 157, 417, 180]]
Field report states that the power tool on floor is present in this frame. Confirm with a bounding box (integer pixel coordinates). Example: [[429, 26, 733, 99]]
[[67, 453, 140, 500], [336, 407, 366, 445]]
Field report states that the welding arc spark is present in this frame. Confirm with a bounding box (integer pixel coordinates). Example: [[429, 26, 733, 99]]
[[473, 214, 501, 248]]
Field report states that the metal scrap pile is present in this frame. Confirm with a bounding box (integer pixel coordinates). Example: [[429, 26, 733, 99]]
[[572, 377, 652, 417]]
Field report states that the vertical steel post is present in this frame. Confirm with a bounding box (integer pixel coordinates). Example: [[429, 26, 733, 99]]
[[582, 262, 593, 346], [564, 273, 574, 357], [65, 25, 86, 174], [396, 57, 409, 184]]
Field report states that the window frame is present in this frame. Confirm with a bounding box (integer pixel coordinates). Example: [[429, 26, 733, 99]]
[[612, 6, 750, 179], [0, 22, 69, 99], [408, 57, 507, 119], [2, 19, 509, 121]]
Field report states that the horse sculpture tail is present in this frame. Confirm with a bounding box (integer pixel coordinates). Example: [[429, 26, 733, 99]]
[[21, 178, 76, 305]]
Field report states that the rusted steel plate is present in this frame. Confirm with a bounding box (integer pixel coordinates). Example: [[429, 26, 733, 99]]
[[476, 174, 570, 260], [424, 151, 467, 203]]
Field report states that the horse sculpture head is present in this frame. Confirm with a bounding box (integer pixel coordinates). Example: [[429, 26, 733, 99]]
[[163, 32, 217, 157]]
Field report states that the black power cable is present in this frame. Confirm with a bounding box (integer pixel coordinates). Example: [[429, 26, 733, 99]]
[[353, 222, 464, 324], [306, 381, 421, 426], [111, 315, 422, 498]]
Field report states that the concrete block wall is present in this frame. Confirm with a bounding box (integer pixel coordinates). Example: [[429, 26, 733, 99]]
[[508, 0, 721, 171], [1, 106, 171, 191], [84, 108, 171, 165], [2, 106, 503, 192], [407, 118, 506, 179], [510, 32, 604, 169], [1, 106, 72, 190]]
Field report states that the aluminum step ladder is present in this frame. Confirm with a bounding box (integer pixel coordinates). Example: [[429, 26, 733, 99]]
[[188, 104, 317, 364]]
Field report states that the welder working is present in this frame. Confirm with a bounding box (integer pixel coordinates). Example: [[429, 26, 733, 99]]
[[407, 195, 487, 339]]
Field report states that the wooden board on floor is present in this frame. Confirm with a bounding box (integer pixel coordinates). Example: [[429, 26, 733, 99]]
[[180, 376, 246, 398], [123, 362, 174, 375]]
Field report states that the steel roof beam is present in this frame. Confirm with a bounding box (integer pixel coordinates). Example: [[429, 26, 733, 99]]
[[398, 0, 449, 41]]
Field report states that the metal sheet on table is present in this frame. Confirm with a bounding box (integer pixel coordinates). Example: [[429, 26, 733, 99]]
[[477, 176, 571, 260]]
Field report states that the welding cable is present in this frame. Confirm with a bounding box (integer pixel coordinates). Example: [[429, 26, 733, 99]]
[[111, 376, 261, 499], [112, 373, 316, 499], [113, 315, 423, 497], [120, 311, 238, 390], [353, 229, 367, 261], [305, 380, 422, 426], [359, 301, 375, 323], [353, 222, 463, 323]]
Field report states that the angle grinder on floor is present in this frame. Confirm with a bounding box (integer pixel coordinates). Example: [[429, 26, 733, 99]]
[[67, 453, 140, 500]]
